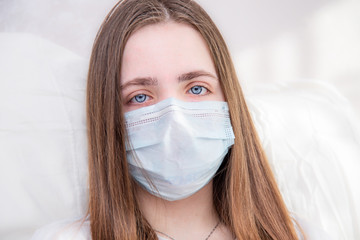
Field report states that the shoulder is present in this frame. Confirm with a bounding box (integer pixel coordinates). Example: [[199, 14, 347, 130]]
[[30, 218, 91, 240]]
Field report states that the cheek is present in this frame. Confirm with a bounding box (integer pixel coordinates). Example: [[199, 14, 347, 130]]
[[216, 84, 226, 101]]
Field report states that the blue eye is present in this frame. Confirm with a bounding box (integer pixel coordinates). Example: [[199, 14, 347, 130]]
[[189, 85, 207, 95], [130, 94, 148, 103]]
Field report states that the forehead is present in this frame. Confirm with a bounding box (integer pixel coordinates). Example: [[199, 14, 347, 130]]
[[120, 21, 217, 83]]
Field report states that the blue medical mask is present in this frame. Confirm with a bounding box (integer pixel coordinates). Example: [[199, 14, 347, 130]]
[[125, 98, 235, 201]]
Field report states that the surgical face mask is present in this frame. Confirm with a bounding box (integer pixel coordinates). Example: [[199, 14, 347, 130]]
[[125, 98, 235, 201]]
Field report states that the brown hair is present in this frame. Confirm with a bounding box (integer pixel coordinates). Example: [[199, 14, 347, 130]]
[[86, 0, 302, 239]]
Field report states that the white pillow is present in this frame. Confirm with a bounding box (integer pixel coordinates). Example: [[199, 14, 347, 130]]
[[247, 81, 360, 239], [0, 33, 89, 240]]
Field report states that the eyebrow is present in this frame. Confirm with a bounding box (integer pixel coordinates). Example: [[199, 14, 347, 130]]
[[121, 77, 158, 90], [178, 70, 218, 82], [121, 70, 218, 90]]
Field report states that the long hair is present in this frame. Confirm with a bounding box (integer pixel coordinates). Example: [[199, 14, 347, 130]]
[[86, 0, 302, 239]]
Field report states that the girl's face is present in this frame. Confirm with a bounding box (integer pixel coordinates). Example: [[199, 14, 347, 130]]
[[120, 21, 225, 112]]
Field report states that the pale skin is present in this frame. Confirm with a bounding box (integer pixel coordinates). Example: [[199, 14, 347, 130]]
[[120, 21, 233, 240]]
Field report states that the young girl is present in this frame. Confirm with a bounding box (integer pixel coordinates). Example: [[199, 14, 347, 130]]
[[85, 0, 304, 239], [33, 0, 307, 239]]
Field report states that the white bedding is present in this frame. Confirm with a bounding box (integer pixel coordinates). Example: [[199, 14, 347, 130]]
[[0, 25, 359, 240], [247, 82, 360, 239], [0, 33, 89, 240]]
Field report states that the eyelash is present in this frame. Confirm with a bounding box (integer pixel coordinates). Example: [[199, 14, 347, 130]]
[[129, 94, 149, 104], [187, 85, 209, 95]]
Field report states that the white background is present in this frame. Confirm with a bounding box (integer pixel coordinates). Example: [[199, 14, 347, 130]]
[[1, 0, 359, 115]]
